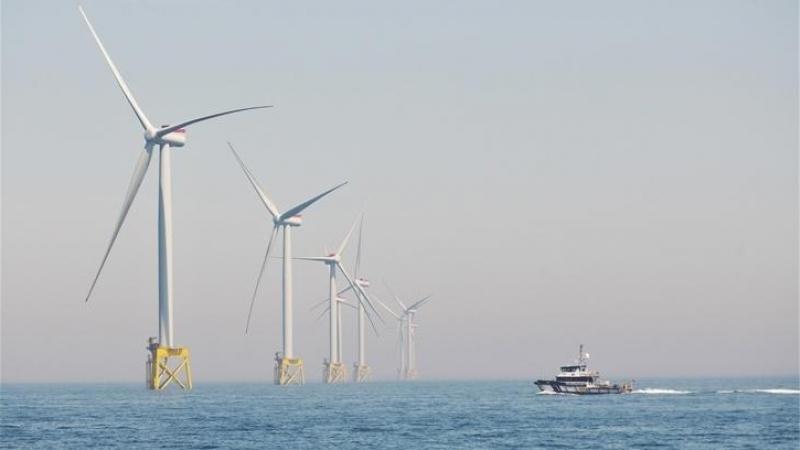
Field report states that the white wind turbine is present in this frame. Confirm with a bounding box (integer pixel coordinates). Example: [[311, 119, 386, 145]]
[[341, 216, 376, 381], [307, 215, 381, 382], [308, 214, 375, 381], [230, 144, 346, 385], [79, 6, 269, 389], [296, 217, 381, 383], [380, 285, 433, 380]]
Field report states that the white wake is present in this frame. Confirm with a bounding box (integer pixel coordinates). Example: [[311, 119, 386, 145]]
[[633, 388, 691, 395], [717, 389, 800, 395]]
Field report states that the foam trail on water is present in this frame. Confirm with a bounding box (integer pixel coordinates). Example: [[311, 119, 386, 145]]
[[717, 389, 800, 395], [758, 389, 800, 395], [633, 388, 691, 395]]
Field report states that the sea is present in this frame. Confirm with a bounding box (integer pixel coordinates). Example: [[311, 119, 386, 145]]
[[2, 377, 798, 449]]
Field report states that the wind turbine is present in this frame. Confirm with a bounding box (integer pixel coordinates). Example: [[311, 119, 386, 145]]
[[230, 144, 346, 385], [308, 214, 376, 382], [296, 217, 381, 383], [348, 216, 374, 382], [381, 285, 433, 380], [79, 5, 270, 390]]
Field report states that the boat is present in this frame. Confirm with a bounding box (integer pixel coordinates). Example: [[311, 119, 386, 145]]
[[535, 345, 633, 395]]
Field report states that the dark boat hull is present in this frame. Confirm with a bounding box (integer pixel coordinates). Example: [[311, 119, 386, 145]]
[[535, 380, 632, 395]]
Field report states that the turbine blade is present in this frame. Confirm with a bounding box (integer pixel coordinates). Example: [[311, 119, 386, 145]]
[[397, 325, 404, 355], [293, 256, 333, 262], [335, 215, 360, 257], [156, 106, 272, 137], [361, 297, 381, 337], [308, 285, 353, 312], [86, 145, 154, 301], [338, 263, 384, 325], [309, 296, 330, 312], [228, 142, 280, 219], [245, 225, 278, 333], [383, 281, 408, 311], [372, 294, 401, 320], [408, 295, 433, 311], [78, 6, 153, 132], [339, 299, 358, 310], [353, 214, 365, 277], [280, 182, 347, 221], [338, 285, 354, 296], [316, 305, 331, 323]]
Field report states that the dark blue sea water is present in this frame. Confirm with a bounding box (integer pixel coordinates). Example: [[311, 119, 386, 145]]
[[2, 378, 799, 449]]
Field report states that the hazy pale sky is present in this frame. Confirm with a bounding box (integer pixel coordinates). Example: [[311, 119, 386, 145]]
[[2, 0, 797, 382]]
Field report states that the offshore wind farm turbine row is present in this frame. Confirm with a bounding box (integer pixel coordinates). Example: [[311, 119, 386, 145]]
[[230, 146, 383, 384], [78, 5, 432, 389]]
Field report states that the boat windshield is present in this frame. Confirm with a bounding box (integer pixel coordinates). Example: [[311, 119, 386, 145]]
[[559, 365, 586, 372]]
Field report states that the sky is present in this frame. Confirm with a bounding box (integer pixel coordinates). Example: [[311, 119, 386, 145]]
[[1, 0, 797, 383]]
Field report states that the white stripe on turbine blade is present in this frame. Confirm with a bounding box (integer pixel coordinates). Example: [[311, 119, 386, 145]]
[[280, 182, 347, 221], [245, 225, 278, 333], [77, 5, 153, 132], [86, 145, 154, 302], [228, 142, 280, 219], [157, 106, 272, 137], [335, 215, 360, 257]]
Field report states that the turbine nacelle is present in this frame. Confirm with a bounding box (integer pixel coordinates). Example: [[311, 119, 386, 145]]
[[356, 278, 370, 288], [315, 255, 339, 264], [279, 215, 303, 227], [151, 126, 187, 147]]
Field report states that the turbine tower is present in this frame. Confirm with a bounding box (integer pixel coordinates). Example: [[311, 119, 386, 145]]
[[380, 286, 433, 380], [79, 5, 270, 390], [230, 144, 346, 385], [296, 218, 381, 383]]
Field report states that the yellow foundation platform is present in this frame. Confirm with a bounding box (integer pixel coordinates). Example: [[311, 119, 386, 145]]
[[274, 354, 304, 385], [353, 364, 371, 382], [323, 361, 346, 384], [146, 342, 192, 390]]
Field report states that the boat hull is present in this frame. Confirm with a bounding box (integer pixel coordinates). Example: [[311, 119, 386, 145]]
[[535, 380, 632, 395]]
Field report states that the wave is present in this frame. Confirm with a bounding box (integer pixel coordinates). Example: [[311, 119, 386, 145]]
[[633, 388, 691, 395], [717, 389, 800, 395]]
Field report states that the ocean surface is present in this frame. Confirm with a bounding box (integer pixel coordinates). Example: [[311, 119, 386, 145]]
[[2, 378, 798, 449]]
